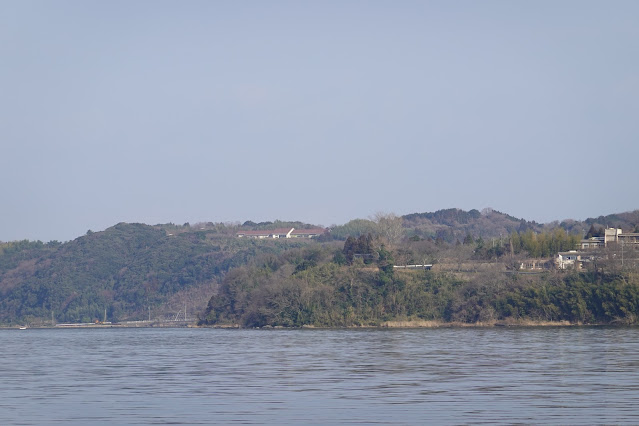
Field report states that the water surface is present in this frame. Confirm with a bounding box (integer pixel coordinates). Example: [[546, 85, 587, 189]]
[[1, 327, 639, 424]]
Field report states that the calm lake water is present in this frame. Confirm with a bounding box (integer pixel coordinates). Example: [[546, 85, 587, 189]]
[[1, 327, 639, 425]]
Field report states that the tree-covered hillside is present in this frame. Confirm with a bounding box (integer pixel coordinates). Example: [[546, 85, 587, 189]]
[[200, 239, 639, 328], [1, 208, 638, 326], [0, 223, 311, 324], [399, 208, 639, 243], [401, 208, 543, 242]]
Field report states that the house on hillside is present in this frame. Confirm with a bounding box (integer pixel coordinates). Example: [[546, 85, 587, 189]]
[[558, 228, 639, 271], [236, 227, 326, 239], [556, 251, 601, 270], [556, 251, 582, 270]]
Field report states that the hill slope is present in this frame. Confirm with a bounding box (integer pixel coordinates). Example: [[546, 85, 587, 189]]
[[1, 208, 637, 325], [0, 223, 310, 324], [401, 208, 639, 242]]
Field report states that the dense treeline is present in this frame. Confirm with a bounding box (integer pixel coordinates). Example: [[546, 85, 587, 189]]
[[401, 208, 639, 244], [402, 208, 543, 243], [509, 229, 581, 258], [200, 241, 639, 327], [583, 211, 639, 233], [0, 240, 57, 273], [2, 208, 638, 326], [0, 223, 310, 324]]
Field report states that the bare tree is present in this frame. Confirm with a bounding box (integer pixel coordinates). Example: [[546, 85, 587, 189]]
[[372, 212, 404, 246]]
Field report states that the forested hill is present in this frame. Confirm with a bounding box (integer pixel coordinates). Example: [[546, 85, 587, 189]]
[[1, 208, 637, 326], [326, 209, 541, 242], [200, 243, 639, 328], [399, 208, 639, 243], [581, 210, 639, 232], [0, 222, 311, 324], [401, 208, 541, 242]]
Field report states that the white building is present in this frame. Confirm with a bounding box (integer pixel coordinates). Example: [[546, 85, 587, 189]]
[[236, 228, 326, 239], [556, 251, 582, 270]]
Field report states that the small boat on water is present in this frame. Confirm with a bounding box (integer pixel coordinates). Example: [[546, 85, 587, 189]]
[[18, 326, 27, 330]]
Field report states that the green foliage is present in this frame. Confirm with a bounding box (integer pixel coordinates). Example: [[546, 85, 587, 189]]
[[508, 229, 580, 258], [342, 234, 376, 264], [402, 208, 544, 243], [4, 209, 639, 327], [586, 225, 604, 238], [0, 223, 309, 324], [403, 208, 481, 225], [200, 233, 639, 327], [491, 273, 639, 324], [330, 219, 379, 240], [0, 240, 49, 273], [463, 233, 474, 245]]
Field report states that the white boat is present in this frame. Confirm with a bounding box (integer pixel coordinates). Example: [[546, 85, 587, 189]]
[[19, 326, 27, 330]]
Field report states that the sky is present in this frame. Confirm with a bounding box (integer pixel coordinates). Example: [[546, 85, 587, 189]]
[[1, 1, 638, 242]]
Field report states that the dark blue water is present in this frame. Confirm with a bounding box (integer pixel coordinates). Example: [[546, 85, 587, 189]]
[[1, 327, 639, 425]]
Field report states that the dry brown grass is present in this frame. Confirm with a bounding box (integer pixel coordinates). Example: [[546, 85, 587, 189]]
[[379, 319, 575, 328]]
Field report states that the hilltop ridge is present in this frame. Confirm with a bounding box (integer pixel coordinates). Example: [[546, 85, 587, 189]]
[[1, 208, 637, 326]]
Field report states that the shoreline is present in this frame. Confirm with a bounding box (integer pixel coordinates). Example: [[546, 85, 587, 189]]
[[0, 321, 196, 330], [5, 319, 637, 330], [377, 319, 575, 328], [199, 319, 635, 329]]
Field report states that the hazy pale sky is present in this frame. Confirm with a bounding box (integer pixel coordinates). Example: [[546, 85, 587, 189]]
[[2, 1, 638, 242]]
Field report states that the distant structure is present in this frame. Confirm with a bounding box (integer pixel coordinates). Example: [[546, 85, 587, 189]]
[[393, 264, 432, 270], [556, 251, 582, 270], [236, 227, 326, 239], [558, 228, 639, 270], [580, 228, 639, 249], [519, 259, 553, 270]]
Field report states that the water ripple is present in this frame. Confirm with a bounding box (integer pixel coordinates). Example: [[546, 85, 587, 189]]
[[1, 327, 639, 424]]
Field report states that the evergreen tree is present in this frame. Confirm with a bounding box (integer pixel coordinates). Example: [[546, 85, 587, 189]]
[[463, 233, 474, 245], [343, 236, 357, 264]]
